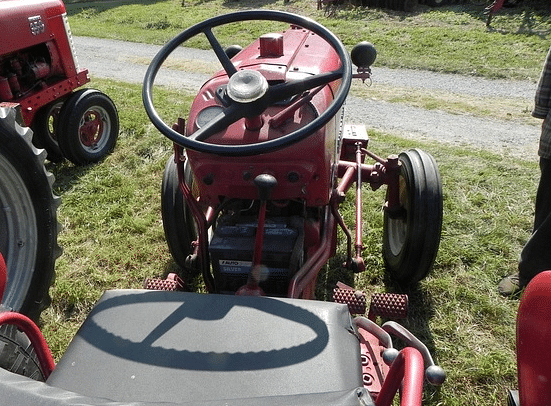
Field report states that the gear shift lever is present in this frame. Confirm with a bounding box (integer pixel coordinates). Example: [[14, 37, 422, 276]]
[[236, 174, 277, 296]]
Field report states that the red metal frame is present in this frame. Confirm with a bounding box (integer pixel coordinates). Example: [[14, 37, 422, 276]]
[[0, 252, 55, 379], [0, 249, 6, 303], [0, 312, 55, 379], [488, 0, 505, 13], [375, 348, 424, 406]]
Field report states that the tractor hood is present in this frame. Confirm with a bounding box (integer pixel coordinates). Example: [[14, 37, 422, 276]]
[[0, 0, 66, 54], [210, 25, 341, 83]]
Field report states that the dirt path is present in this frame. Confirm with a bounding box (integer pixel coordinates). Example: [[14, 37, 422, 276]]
[[74, 36, 542, 159]]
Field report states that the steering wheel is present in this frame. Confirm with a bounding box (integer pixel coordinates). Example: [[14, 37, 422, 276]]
[[142, 10, 352, 156]]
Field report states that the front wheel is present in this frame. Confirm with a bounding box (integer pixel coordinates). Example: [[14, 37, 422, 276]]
[[383, 149, 443, 286], [161, 155, 198, 271], [57, 89, 119, 165], [31, 100, 65, 163], [425, 0, 447, 6]]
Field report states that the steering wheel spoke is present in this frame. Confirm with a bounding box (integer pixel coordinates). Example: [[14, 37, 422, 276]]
[[204, 28, 238, 78], [268, 70, 343, 104]]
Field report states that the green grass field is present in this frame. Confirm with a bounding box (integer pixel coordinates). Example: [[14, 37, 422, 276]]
[[37, 1, 551, 405]]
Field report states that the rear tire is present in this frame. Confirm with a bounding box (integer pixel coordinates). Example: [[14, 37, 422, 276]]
[[383, 149, 442, 286], [57, 89, 119, 165], [0, 324, 44, 381], [0, 106, 60, 320]]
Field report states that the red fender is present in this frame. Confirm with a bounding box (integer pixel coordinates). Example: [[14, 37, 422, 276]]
[[0, 252, 55, 378], [516, 270, 551, 406]]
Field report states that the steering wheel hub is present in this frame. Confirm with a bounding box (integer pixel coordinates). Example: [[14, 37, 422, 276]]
[[227, 70, 269, 103]]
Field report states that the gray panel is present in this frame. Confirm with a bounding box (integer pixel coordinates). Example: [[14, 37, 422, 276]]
[[47, 290, 362, 404]]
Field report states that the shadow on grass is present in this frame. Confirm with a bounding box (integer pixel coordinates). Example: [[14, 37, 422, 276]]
[[47, 160, 96, 195]]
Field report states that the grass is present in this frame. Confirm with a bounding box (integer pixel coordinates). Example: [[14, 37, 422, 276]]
[[35, 1, 550, 405], [64, 0, 551, 80]]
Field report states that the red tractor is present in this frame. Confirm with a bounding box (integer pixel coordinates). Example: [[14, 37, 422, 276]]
[[0, 0, 118, 379], [0, 10, 449, 406], [0, 0, 119, 166], [1, 0, 119, 320], [144, 11, 443, 298]]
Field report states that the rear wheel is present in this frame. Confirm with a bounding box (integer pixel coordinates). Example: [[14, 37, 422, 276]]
[[383, 149, 442, 286], [161, 155, 198, 271], [0, 107, 60, 319], [57, 89, 119, 165], [0, 324, 44, 381], [0, 107, 59, 380]]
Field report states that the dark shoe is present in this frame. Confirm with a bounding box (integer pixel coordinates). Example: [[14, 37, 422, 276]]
[[498, 274, 522, 296]]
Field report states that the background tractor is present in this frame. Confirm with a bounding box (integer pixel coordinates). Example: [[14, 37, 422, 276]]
[[0, 0, 120, 320], [0, 0, 119, 379], [0, 0, 119, 166]]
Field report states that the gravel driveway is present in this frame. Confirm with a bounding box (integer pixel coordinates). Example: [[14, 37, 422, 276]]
[[74, 36, 541, 159]]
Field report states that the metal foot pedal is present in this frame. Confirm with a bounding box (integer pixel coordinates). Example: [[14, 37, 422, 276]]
[[333, 282, 367, 315], [367, 293, 408, 321], [144, 273, 185, 291]]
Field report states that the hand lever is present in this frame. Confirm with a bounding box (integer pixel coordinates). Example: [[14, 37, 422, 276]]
[[254, 173, 277, 201], [382, 321, 446, 386]]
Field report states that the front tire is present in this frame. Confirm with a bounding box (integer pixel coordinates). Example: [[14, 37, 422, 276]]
[[425, 0, 446, 6], [57, 89, 119, 165], [383, 149, 442, 286], [161, 155, 198, 271]]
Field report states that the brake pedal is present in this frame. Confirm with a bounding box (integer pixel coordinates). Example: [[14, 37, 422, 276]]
[[367, 293, 408, 321], [333, 282, 367, 315], [144, 273, 185, 291]]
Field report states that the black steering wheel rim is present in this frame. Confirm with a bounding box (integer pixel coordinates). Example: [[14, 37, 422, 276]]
[[142, 10, 352, 157]]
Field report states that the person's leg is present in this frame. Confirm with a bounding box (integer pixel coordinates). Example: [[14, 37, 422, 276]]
[[518, 158, 551, 286], [499, 158, 551, 295]]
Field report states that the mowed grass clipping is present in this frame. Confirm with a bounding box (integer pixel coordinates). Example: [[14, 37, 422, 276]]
[[41, 77, 535, 405]]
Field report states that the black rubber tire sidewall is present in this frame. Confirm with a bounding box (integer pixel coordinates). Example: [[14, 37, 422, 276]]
[[382, 149, 443, 286], [57, 89, 119, 166], [0, 109, 59, 320], [0, 324, 44, 381], [161, 155, 198, 270], [31, 100, 65, 163]]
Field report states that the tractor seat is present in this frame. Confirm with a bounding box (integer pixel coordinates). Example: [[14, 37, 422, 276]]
[[41, 290, 367, 405]]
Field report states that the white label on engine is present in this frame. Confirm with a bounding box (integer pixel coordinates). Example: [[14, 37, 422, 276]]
[[219, 260, 252, 274]]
